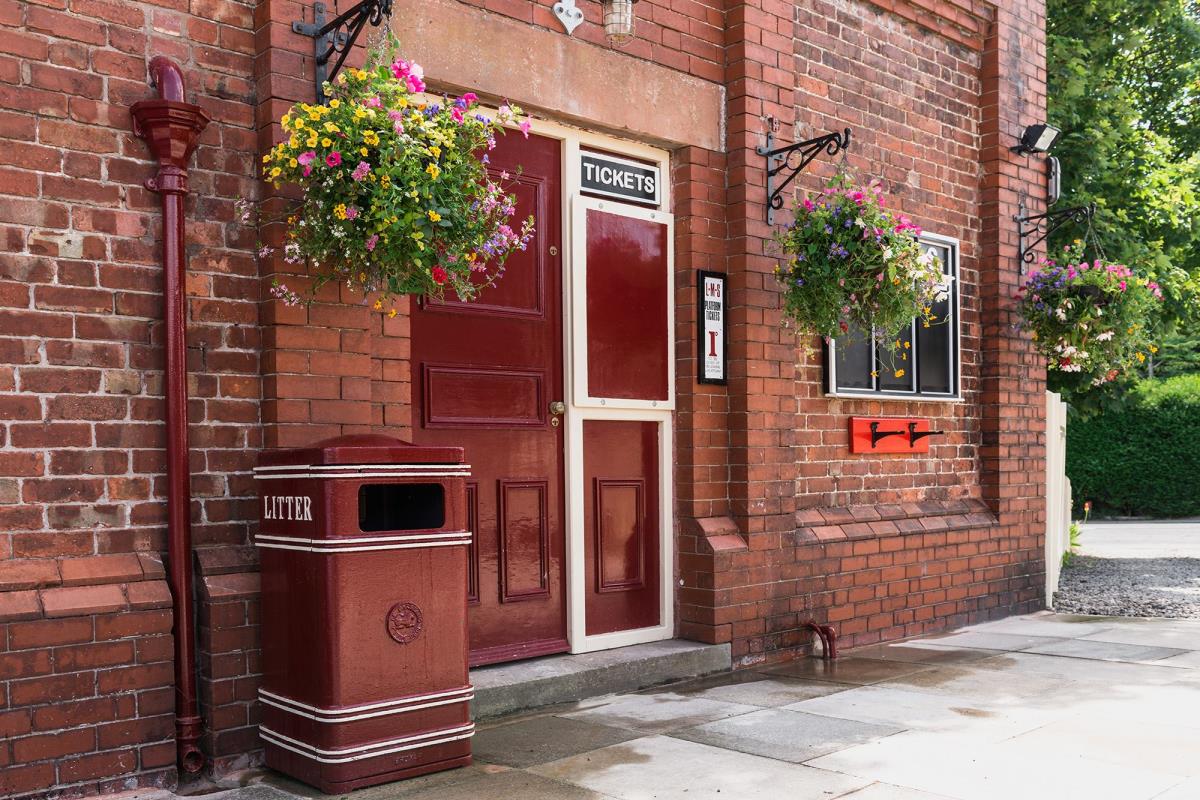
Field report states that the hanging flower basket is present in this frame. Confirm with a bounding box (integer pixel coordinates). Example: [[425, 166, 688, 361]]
[[1016, 241, 1163, 388], [774, 173, 945, 341], [255, 36, 534, 309]]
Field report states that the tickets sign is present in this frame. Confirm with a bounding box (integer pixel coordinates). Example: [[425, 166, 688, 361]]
[[580, 152, 660, 206]]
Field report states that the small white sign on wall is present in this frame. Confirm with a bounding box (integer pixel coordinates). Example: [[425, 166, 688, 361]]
[[698, 271, 726, 385], [580, 151, 660, 207]]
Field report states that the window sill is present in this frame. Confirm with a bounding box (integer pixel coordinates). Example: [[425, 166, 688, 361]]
[[824, 391, 964, 404]]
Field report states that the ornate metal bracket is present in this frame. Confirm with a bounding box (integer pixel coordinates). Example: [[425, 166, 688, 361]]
[[293, 0, 393, 103], [756, 127, 851, 224], [1014, 198, 1096, 271]]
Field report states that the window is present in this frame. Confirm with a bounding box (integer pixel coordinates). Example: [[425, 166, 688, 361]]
[[826, 233, 960, 399]]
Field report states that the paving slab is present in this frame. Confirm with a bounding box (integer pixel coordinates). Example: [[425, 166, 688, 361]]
[[670, 707, 901, 763], [807, 730, 1185, 800], [529, 734, 871, 799], [912, 630, 1069, 652], [559, 692, 758, 734], [956, 613, 1116, 639], [837, 783, 960, 800], [758, 656, 931, 685], [845, 643, 995, 665], [472, 715, 642, 768], [1022, 637, 1187, 663], [1079, 624, 1200, 650], [643, 672, 848, 706], [999, 717, 1200, 777], [375, 767, 611, 799], [782, 684, 1051, 740]]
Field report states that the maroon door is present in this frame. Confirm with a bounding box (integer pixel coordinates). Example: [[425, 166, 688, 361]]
[[411, 132, 567, 667]]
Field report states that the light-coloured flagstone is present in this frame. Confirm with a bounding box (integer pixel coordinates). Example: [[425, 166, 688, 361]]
[[530, 734, 871, 799]]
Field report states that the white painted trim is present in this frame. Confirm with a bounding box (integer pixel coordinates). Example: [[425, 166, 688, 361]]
[[254, 537, 471, 553], [259, 723, 474, 764], [256, 531, 471, 545], [259, 687, 473, 723], [254, 464, 471, 473], [569, 195, 676, 412], [255, 469, 470, 480]]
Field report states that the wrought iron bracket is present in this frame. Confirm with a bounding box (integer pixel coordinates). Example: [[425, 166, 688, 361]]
[[756, 127, 851, 224], [1014, 198, 1096, 272], [293, 0, 393, 103]]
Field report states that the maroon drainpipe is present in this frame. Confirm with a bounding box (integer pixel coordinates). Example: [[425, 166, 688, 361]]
[[131, 56, 211, 778]]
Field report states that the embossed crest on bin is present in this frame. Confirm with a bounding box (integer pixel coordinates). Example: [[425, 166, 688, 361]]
[[386, 602, 424, 644]]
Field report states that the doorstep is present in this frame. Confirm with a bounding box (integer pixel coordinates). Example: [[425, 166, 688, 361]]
[[469, 639, 732, 720]]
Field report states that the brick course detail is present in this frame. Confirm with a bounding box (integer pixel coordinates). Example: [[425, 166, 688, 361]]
[[0, 0, 1048, 794]]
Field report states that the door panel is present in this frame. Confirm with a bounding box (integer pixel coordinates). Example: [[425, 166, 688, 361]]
[[411, 132, 567, 666], [583, 420, 661, 636]]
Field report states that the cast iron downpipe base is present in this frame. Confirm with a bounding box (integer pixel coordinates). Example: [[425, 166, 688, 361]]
[[131, 56, 211, 779], [805, 622, 838, 660]]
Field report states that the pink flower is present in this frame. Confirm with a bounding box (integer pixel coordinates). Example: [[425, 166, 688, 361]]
[[1119, 280, 1127, 291], [351, 161, 370, 181], [519, 119, 532, 138], [406, 74, 425, 94], [391, 59, 411, 79], [431, 266, 448, 285], [345, 206, 359, 220], [298, 151, 316, 166], [461, 92, 477, 105], [451, 107, 464, 123], [366, 234, 379, 251], [364, 95, 382, 108], [326, 152, 342, 167], [802, 198, 815, 212]]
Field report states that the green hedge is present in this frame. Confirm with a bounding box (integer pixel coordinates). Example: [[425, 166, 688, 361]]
[[1066, 373, 1200, 518]]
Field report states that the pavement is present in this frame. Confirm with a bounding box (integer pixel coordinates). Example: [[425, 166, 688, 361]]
[[1076, 520, 1200, 559], [182, 611, 1200, 800]]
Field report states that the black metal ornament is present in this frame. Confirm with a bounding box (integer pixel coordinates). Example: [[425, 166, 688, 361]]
[[293, 0, 394, 103], [757, 127, 852, 224], [1014, 197, 1096, 271]]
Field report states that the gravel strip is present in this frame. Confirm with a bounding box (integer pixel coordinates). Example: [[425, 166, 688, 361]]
[[1053, 555, 1200, 619]]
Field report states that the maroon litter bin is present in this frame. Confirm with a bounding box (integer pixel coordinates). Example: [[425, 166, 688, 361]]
[[254, 435, 473, 793]]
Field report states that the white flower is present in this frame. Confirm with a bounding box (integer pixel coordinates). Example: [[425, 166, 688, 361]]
[[1095, 331, 1114, 342]]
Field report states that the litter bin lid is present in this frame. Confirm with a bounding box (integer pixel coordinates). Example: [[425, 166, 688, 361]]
[[257, 434, 465, 468]]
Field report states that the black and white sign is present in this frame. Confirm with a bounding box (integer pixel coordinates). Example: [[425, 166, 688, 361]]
[[697, 271, 726, 385], [581, 152, 660, 206]]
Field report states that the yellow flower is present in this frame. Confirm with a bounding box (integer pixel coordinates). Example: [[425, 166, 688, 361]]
[[288, 158, 298, 168], [359, 272, 366, 281], [334, 203, 347, 220], [904, 341, 910, 349], [870, 370, 878, 378], [360, 147, 369, 157], [397, 96, 408, 108], [1136, 352, 1146, 363], [329, 99, 340, 109], [324, 122, 339, 133], [308, 110, 320, 121], [321, 137, 332, 147], [429, 145, 441, 158], [1150, 345, 1159, 353], [426, 163, 440, 180], [287, 215, 297, 225], [307, 135, 318, 148], [353, 69, 367, 80], [411, 231, 424, 241], [364, 131, 380, 146], [373, 299, 383, 310], [281, 113, 292, 128], [354, 107, 368, 120], [465, 252, 476, 262], [388, 308, 397, 319], [269, 166, 281, 178], [1031, 330, 1039, 340], [288, 134, 299, 148], [894, 369, 905, 378], [428, 210, 441, 222]]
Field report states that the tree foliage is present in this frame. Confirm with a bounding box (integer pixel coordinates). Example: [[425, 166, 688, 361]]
[[1047, 0, 1200, 329]]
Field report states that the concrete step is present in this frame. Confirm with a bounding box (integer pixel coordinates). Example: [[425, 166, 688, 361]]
[[470, 639, 732, 720]]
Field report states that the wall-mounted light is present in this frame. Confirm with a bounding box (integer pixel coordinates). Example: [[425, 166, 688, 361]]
[[1012, 123, 1061, 156], [602, 0, 638, 46]]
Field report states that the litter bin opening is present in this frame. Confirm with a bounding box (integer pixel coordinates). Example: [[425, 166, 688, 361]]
[[358, 483, 446, 532]]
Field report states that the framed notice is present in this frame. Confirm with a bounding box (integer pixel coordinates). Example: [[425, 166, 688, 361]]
[[580, 151, 660, 207], [697, 270, 726, 385]]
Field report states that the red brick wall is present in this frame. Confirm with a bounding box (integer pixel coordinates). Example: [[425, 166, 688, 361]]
[[1, 0, 1048, 792], [0, 0, 260, 794]]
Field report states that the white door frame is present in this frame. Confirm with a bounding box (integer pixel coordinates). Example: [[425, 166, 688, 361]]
[[521, 117, 676, 653]]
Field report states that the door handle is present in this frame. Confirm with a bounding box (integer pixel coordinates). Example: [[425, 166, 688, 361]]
[[549, 401, 566, 427]]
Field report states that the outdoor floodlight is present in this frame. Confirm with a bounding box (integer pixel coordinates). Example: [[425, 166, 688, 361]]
[[603, 0, 638, 46], [1012, 123, 1061, 155], [1047, 156, 1061, 204]]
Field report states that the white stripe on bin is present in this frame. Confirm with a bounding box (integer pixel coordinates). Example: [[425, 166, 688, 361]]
[[259, 722, 475, 764], [259, 687, 474, 723], [254, 537, 470, 553]]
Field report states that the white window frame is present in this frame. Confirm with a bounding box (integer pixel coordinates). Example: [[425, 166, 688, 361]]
[[825, 231, 962, 402]]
